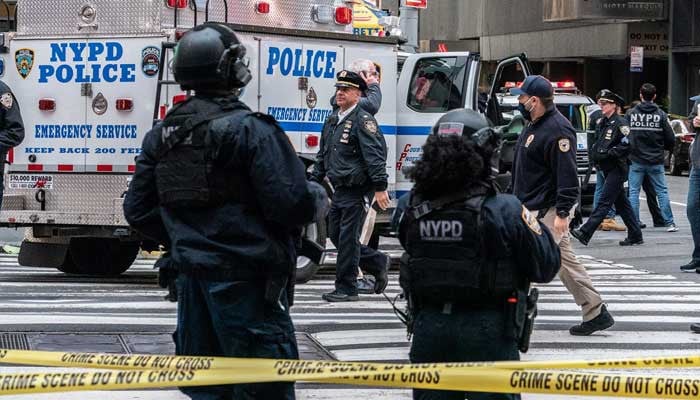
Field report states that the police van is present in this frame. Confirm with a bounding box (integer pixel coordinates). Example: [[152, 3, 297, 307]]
[[0, 0, 530, 280]]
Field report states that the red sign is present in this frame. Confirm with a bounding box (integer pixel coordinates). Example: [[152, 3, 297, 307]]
[[404, 0, 427, 9]]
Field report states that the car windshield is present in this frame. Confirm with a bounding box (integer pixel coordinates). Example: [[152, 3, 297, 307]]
[[556, 104, 584, 131]]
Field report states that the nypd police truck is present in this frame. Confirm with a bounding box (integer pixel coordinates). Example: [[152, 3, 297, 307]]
[[0, 0, 529, 280]]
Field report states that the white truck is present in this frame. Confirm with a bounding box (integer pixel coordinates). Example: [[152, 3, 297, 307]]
[[0, 0, 530, 280]]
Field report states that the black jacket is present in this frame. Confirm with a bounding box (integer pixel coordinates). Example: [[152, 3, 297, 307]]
[[690, 99, 700, 168], [124, 95, 317, 276], [0, 81, 24, 149], [511, 106, 579, 215], [625, 101, 674, 165], [311, 105, 388, 191], [591, 114, 631, 174]]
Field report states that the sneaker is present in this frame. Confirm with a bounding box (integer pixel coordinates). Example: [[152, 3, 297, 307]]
[[322, 291, 359, 302], [600, 218, 626, 231], [619, 237, 644, 246], [356, 276, 375, 295], [373, 255, 390, 294], [570, 228, 590, 246], [569, 305, 615, 336], [639, 223, 647, 229], [666, 223, 679, 232], [680, 261, 700, 272], [691, 323, 700, 334]]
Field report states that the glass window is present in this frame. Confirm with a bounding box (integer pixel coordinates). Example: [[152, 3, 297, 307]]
[[407, 57, 465, 112]]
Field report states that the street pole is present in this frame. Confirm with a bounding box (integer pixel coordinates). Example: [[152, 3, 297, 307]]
[[399, 0, 419, 52]]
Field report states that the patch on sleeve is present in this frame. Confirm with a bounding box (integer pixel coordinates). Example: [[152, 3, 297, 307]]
[[363, 119, 378, 135], [0, 93, 13, 109], [521, 206, 542, 235], [558, 138, 571, 152], [620, 126, 630, 136]]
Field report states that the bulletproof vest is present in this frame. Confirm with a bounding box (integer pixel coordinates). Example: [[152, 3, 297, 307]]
[[399, 187, 518, 306], [155, 97, 251, 209]]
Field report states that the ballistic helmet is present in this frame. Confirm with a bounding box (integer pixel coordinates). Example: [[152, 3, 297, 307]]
[[173, 23, 251, 91], [433, 109, 502, 180]]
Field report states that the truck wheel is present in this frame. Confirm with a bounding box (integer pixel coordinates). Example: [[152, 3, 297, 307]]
[[295, 219, 327, 284], [670, 153, 682, 176], [65, 238, 140, 276]]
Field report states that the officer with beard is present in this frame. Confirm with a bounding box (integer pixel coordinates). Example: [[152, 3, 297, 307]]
[[124, 23, 327, 400], [395, 109, 561, 400]]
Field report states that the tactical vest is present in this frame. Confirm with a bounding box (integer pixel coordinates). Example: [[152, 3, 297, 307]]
[[399, 189, 519, 306], [155, 98, 251, 209]]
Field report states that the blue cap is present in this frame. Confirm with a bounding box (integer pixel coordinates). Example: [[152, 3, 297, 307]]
[[691, 95, 700, 102], [509, 75, 553, 98]]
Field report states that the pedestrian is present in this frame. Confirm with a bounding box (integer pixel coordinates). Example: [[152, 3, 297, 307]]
[[587, 101, 625, 231], [0, 80, 24, 209], [312, 70, 390, 302], [682, 94, 700, 277], [571, 89, 644, 246], [510, 75, 614, 336], [625, 83, 677, 232], [396, 109, 561, 400], [330, 59, 391, 295], [123, 23, 327, 399]]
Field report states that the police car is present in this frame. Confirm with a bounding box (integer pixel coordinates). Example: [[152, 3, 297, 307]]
[[497, 82, 596, 212]]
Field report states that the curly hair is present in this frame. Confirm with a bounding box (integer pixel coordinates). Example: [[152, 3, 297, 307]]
[[407, 134, 485, 199]]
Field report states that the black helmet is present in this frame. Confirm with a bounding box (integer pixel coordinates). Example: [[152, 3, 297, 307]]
[[433, 109, 501, 180], [173, 22, 252, 91]]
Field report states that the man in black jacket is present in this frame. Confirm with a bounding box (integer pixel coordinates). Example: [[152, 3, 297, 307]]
[[625, 83, 677, 232], [123, 23, 326, 400], [0, 80, 24, 209], [572, 90, 643, 247], [311, 70, 390, 302]]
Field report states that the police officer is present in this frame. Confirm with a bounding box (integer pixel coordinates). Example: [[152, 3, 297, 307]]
[[625, 83, 677, 232], [396, 109, 561, 400], [0, 81, 24, 209], [572, 90, 644, 247], [123, 23, 326, 399], [510, 75, 614, 336], [311, 70, 390, 302]]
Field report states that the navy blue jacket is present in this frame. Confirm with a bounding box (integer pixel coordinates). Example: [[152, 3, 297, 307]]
[[0, 81, 24, 149], [511, 106, 579, 214], [625, 101, 674, 165], [124, 96, 317, 276], [591, 114, 631, 174], [394, 191, 560, 284]]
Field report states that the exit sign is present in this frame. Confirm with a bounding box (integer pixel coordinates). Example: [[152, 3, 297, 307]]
[[404, 0, 427, 8]]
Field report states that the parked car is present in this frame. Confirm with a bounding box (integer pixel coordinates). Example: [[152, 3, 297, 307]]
[[665, 119, 694, 176]]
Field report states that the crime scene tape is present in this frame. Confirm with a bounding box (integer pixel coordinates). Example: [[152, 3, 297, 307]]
[[3, 349, 700, 398]]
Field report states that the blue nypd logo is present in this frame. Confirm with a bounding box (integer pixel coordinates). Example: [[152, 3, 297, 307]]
[[15, 48, 34, 79], [141, 46, 160, 77]]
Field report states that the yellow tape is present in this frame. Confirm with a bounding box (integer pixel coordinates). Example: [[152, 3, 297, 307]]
[[1, 349, 698, 372], [3, 349, 700, 398]]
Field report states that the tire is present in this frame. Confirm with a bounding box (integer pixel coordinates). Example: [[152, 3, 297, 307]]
[[670, 153, 682, 176], [63, 238, 140, 276], [295, 218, 327, 284]]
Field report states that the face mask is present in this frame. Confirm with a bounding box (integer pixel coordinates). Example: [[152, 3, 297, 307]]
[[518, 97, 535, 121]]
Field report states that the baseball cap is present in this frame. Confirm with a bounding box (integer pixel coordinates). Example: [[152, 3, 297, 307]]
[[335, 70, 367, 92], [509, 75, 553, 98]]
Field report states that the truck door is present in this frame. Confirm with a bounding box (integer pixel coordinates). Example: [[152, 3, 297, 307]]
[[257, 38, 343, 155], [84, 37, 163, 173], [486, 53, 532, 127], [395, 52, 476, 197]]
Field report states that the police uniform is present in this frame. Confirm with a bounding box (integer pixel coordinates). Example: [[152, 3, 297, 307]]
[[311, 70, 389, 301], [124, 23, 324, 400], [510, 75, 612, 333], [0, 81, 24, 207], [398, 187, 560, 400], [573, 91, 643, 246]]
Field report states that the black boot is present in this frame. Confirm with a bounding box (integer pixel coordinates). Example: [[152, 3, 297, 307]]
[[569, 305, 615, 336], [570, 228, 591, 246]]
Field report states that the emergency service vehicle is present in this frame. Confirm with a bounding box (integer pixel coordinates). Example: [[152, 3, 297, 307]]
[[0, 0, 530, 281]]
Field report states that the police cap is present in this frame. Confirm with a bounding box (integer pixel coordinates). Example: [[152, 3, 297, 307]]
[[335, 70, 368, 92], [597, 89, 625, 107]]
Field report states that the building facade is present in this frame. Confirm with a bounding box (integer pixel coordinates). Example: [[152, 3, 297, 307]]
[[669, 0, 700, 116]]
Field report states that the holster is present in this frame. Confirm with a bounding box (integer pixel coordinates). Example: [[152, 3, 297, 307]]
[[518, 288, 539, 353]]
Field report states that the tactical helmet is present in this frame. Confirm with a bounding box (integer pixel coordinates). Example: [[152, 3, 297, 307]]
[[433, 109, 502, 180], [173, 22, 252, 91]]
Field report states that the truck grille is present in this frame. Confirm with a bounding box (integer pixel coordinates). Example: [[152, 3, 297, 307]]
[[576, 150, 589, 174]]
